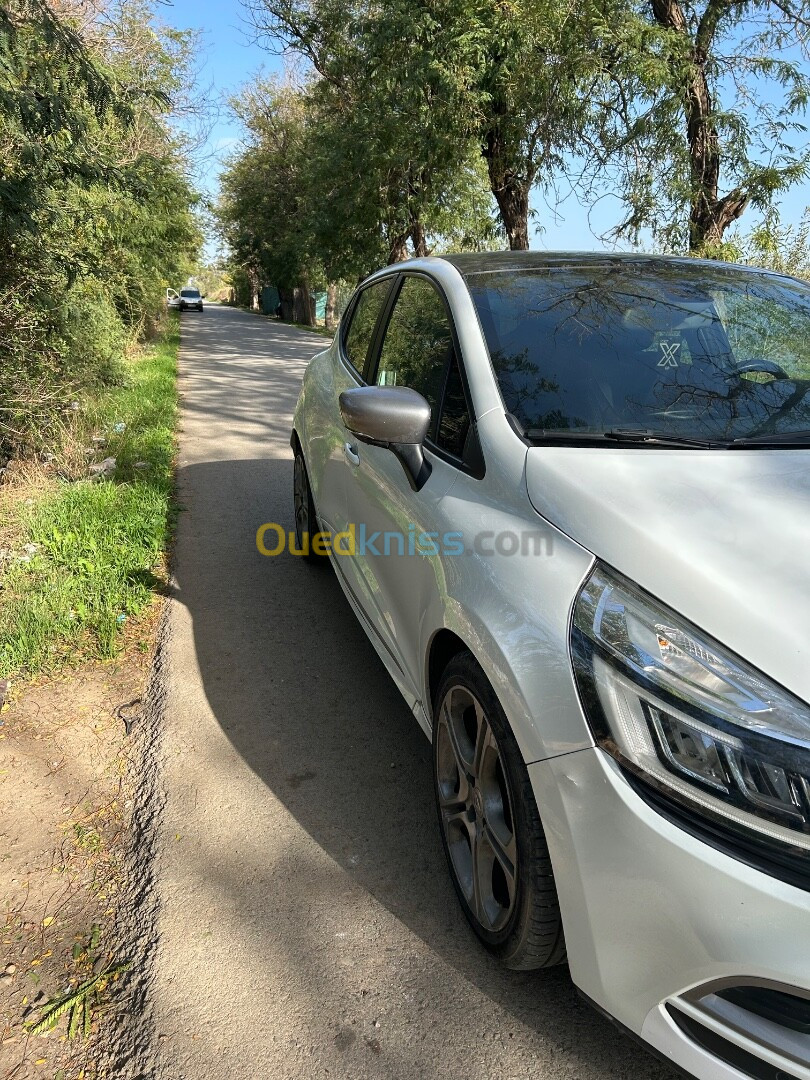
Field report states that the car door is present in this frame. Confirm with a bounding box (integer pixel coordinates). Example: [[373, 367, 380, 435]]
[[339, 273, 479, 704], [306, 276, 393, 537]]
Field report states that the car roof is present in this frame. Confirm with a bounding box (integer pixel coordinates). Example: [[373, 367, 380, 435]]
[[437, 249, 791, 281]]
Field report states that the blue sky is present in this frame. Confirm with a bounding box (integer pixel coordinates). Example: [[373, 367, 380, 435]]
[[161, 0, 810, 257]]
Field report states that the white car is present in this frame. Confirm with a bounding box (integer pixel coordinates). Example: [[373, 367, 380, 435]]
[[291, 252, 810, 1080], [179, 287, 203, 311]]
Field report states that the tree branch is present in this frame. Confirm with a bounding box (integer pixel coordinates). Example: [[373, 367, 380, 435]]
[[695, 0, 737, 60]]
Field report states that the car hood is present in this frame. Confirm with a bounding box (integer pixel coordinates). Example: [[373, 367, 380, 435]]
[[525, 446, 810, 704]]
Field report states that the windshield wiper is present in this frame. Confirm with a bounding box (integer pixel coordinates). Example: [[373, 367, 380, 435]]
[[604, 429, 729, 448], [730, 430, 810, 447], [525, 428, 727, 449]]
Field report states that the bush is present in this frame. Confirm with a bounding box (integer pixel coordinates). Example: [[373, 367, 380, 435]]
[[0, 0, 200, 461], [58, 279, 130, 387], [0, 278, 132, 458]]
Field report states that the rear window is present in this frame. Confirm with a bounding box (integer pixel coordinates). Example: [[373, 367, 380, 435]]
[[467, 264, 810, 443]]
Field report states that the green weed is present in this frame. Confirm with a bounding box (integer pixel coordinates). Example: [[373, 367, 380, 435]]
[[0, 315, 179, 676]]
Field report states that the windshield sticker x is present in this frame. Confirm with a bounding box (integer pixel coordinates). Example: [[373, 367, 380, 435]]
[[658, 341, 681, 368]]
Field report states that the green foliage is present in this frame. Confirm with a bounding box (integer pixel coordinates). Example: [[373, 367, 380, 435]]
[[0, 318, 179, 677], [220, 82, 323, 292], [246, 0, 600, 253], [715, 207, 810, 277], [191, 261, 231, 300], [588, 0, 810, 252], [224, 0, 534, 290], [58, 280, 130, 385], [236, 0, 810, 263], [25, 962, 129, 1039], [0, 0, 200, 455]]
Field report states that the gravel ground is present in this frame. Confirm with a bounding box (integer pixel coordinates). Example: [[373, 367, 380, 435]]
[[104, 304, 681, 1080]]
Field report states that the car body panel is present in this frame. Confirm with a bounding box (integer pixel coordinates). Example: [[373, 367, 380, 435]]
[[340, 437, 459, 705], [525, 445, 810, 704], [529, 748, 810, 1044], [295, 262, 598, 765], [293, 340, 354, 537], [405, 406, 598, 764]]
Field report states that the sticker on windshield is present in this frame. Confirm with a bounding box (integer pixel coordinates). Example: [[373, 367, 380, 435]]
[[658, 341, 680, 368]]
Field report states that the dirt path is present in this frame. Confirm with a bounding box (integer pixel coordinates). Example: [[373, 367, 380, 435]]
[[123, 304, 678, 1080], [0, 654, 150, 1080]]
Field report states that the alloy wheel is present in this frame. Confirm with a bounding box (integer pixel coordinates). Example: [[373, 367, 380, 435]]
[[435, 683, 518, 934]]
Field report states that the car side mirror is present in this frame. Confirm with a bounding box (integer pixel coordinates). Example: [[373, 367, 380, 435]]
[[339, 385, 432, 492]]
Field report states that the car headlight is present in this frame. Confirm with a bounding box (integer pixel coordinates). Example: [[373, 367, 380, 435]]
[[571, 565, 810, 864]]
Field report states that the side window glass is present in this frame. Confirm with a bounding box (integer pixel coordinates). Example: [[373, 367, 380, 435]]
[[375, 277, 453, 439], [343, 281, 391, 377], [437, 354, 471, 458]]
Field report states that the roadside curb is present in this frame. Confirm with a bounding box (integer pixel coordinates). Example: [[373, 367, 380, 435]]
[[95, 600, 172, 1079]]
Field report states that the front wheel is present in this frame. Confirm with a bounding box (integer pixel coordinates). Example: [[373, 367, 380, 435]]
[[433, 652, 566, 970]]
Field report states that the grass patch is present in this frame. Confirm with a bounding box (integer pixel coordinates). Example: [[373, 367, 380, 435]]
[[0, 314, 179, 677]]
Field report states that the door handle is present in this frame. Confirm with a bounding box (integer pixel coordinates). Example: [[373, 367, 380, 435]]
[[343, 442, 360, 466]]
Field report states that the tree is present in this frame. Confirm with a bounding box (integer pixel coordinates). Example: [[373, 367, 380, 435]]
[[219, 80, 323, 322], [218, 63, 496, 313], [456, 0, 597, 249], [303, 39, 497, 273], [592, 0, 810, 252], [245, 0, 598, 251]]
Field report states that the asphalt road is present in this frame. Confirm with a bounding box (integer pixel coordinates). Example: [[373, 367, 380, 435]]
[[147, 303, 680, 1079]]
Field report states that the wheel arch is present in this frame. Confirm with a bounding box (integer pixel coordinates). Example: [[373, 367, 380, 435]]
[[422, 592, 594, 766], [427, 629, 470, 714], [424, 620, 534, 758]]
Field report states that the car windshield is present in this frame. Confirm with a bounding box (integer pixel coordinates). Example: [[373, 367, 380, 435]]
[[466, 263, 810, 444], [181, 289, 200, 298]]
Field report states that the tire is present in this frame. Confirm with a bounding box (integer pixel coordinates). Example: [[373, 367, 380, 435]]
[[433, 651, 566, 970], [292, 446, 326, 564]]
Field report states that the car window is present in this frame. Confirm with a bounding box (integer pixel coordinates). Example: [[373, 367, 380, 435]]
[[437, 353, 471, 458], [467, 265, 810, 442], [343, 280, 392, 377], [373, 277, 456, 442], [181, 289, 200, 298]]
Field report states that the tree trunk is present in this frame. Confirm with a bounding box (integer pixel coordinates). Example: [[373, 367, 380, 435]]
[[482, 120, 531, 250], [248, 267, 260, 310], [387, 233, 410, 263], [492, 176, 530, 250], [278, 286, 315, 325], [651, 0, 750, 251], [293, 285, 315, 326], [410, 215, 429, 258], [325, 283, 338, 331], [278, 286, 295, 322]]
